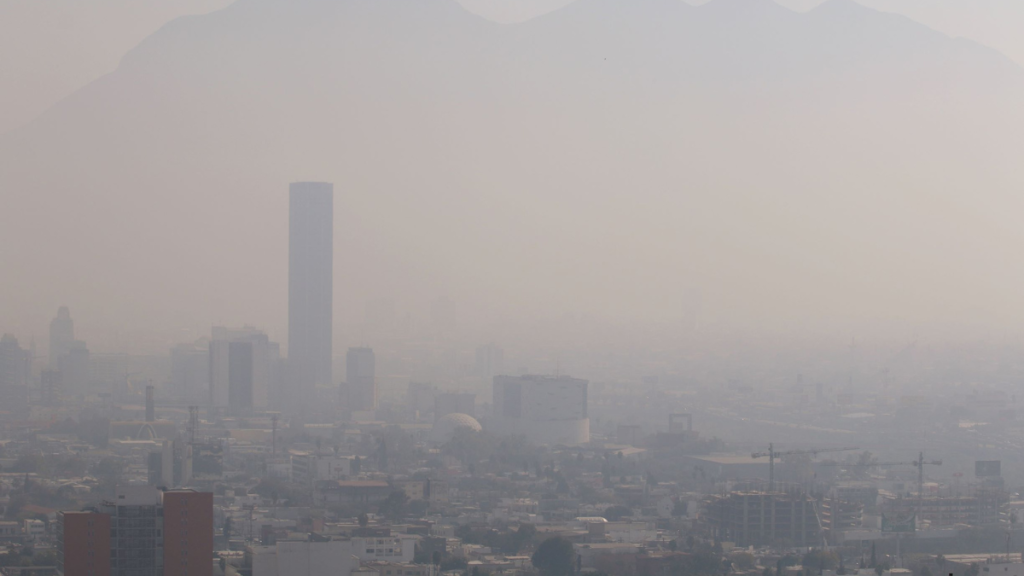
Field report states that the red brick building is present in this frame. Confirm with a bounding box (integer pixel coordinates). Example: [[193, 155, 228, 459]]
[[163, 490, 214, 576], [57, 511, 111, 576], [58, 489, 213, 576]]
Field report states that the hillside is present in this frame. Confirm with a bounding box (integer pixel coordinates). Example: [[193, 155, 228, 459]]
[[2, 0, 1023, 336]]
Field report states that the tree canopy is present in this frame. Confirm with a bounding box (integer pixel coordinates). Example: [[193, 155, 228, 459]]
[[532, 537, 575, 576]]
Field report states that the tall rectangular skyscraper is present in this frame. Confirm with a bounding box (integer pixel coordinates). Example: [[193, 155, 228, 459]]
[[289, 182, 334, 398]]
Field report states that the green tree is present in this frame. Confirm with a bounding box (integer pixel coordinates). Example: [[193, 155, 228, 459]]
[[532, 537, 575, 576], [507, 523, 537, 553], [378, 490, 409, 521], [32, 550, 57, 566], [688, 550, 726, 576], [802, 550, 839, 571], [441, 557, 467, 572], [408, 499, 430, 518], [672, 501, 688, 517]]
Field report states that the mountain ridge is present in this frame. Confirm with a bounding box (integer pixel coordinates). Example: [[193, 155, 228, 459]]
[[3, 0, 1024, 332]]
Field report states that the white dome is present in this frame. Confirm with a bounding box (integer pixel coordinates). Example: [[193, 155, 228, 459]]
[[431, 413, 482, 444]]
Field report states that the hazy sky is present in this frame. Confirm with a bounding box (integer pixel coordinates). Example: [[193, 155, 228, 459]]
[[2, 0, 1024, 134], [3, 0, 1024, 356]]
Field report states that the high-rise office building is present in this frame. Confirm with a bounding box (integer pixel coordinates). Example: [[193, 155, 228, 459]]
[[475, 343, 504, 380], [289, 182, 334, 400], [59, 342, 90, 396], [209, 327, 274, 411], [0, 334, 31, 414], [57, 487, 213, 576], [162, 491, 214, 576], [49, 306, 75, 368], [345, 347, 376, 412], [107, 487, 163, 576], [147, 439, 193, 488], [227, 341, 254, 410], [170, 340, 210, 405], [490, 375, 590, 446], [0, 334, 30, 389]]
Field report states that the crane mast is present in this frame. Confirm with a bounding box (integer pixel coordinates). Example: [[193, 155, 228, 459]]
[[751, 443, 859, 492]]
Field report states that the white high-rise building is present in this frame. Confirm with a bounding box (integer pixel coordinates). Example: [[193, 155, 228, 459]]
[[289, 182, 334, 403], [490, 375, 589, 446]]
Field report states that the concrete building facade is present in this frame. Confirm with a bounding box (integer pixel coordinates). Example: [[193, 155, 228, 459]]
[[57, 511, 111, 576], [209, 326, 274, 411], [489, 375, 590, 446]]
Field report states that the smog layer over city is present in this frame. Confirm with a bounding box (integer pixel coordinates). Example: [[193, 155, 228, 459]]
[[3, 1, 1024, 576]]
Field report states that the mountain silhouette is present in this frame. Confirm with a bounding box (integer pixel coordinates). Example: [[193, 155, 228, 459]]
[[3, 0, 1023, 334]]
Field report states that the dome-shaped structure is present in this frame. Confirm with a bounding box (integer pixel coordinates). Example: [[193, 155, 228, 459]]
[[431, 413, 482, 444]]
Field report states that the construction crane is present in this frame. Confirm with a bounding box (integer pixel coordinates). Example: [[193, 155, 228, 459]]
[[751, 443, 859, 492], [822, 451, 941, 514]]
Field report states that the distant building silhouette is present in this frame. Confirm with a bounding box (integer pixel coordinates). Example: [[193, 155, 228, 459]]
[[0, 334, 31, 414], [490, 374, 590, 446], [58, 341, 89, 396], [289, 182, 334, 402], [209, 326, 275, 411], [48, 306, 90, 395], [435, 391, 475, 421], [170, 339, 209, 405], [345, 347, 376, 412], [475, 343, 504, 379], [48, 306, 75, 367]]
